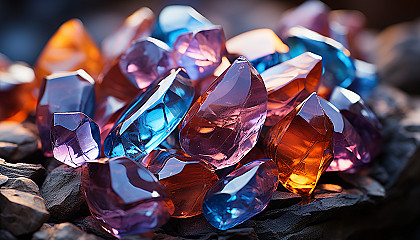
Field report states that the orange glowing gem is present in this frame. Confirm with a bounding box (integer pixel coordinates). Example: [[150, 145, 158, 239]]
[[263, 93, 333, 196]]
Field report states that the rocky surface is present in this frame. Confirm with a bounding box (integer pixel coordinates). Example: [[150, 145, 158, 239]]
[[1, 177, 40, 195], [0, 159, 45, 184], [0, 122, 39, 162], [32, 222, 100, 240]]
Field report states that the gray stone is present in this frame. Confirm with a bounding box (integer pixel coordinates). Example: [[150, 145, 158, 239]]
[[1, 177, 40, 195], [0, 122, 39, 162], [73, 216, 116, 240], [0, 159, 45, 184], [32, 222, 100, 240]]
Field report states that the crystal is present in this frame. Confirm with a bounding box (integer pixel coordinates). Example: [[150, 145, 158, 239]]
[[226, 29, 290, 72], [318, 98, 370, 172], [172, 26, 226, 80], [34, 19, 103, 86], [152, 5, 213, 46], [286, 26, 356, 90], [82, 157, 174, 238], [329, 87, 382, 158], [263, 93, 333, 196], [142, 149, 218, 218], [261, 52, 322, 126], [51, 112, 101, 167], [104, 69, 194, 161], [202, 160, 279, 230], [180, 57, 267, 169], [36, 70, 95, 157], [235, 146, 266, 169], [347, 59, 378, 99], [102, 7, 155, 61]]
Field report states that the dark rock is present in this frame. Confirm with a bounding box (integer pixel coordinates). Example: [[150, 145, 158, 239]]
[[1, 177, 40, 195], [0, 159, 45, 184], [40, 165, 85, 221], [74, 216, 117, 240], [0, 174, 8, 185], [0, 229, 17, 240], [0, 189, 49, 235], [32, 222, 100, 240], [0, 122, 39, 162]]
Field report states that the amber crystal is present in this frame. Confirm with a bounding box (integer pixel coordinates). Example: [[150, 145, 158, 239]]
[[263, 93, 333, 196]]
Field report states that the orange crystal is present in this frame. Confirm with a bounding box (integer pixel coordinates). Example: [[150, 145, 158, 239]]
[[263, 93, 333, 196]]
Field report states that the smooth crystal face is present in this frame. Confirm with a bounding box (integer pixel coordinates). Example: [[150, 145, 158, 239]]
[[202, 160, 279, 230], [263, 93, 333, 196], [226, 29, 290, 72], [172, 26, 226, 80], [119, 37, 176, 89], [82, 157, 174, 238], [329, 87, 382, 158], [261, 52, 322, 126], [104, 69, 194, 161], [51, 112, 101, 167], [36, 70, 95, 157], [180, 56, 268, 169], [142, 149, 218, 218], [102, 7, 155, 61], [319, 98, 370, 172], [286, 26, 356, 90], [152, 5, 213, 46], [34, 19, 103, 86], [347, 59, 378, 99]]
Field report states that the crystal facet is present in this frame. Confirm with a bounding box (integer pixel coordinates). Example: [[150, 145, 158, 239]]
[[82, 157, 174, 238], [104, 69, 194, 161], [142, 149, 218, 218], [180, 56, 267, 169], [172, 26, 226, 80], [261, 52, 322, 126], [51, 112, 101, 167], [202, 160, 279, 230], [263, 93, 333, 196], [347, 59, 378, 99], [36, 70, 95, 157]]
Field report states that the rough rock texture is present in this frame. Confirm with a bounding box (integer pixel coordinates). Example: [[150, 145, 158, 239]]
[[0, 122, 39, 162], [0, 159, 45, 184], [40, 165, 85, 221], [32, 222, 100, 240], [1, 177, 40, 195]]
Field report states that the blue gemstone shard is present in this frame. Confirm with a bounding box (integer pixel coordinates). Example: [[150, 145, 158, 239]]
[[202, 160, 279, 230], [152, 5, 213, 46], [286, 26, 356, 88], [347, 59, 378, 99], [104, 69, 194, 161]]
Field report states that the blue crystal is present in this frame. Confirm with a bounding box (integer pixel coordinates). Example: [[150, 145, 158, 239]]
[[286, 26, 356, 88], [104, 69, 194, 161], [250, 52, 290, 73], [347, 59, 378, 99], [202, 160, 279, 230], [152, 5, 213, 46]]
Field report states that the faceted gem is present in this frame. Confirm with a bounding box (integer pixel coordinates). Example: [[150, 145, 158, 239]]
[[226, 29, 290, 72], [152, 5, 213, 46], [82, 157, 174, 238], [180, 57, 267, 169], [202, 160, 279, 230], [173, 26, 225, 80], [318, 98, 370, 172], [36, 70, 95, 157], [102, 7, 155, 61], [286, 26, 356, 90], [263, 93, 333, 196], [34, 19, 103, 86], [261, 52, 322, 126], [347, 59, 378, 99], [142, 149, 218, 218], [329, 87, 382, 158], [51, 112, 101, 168], [235, 146, 266, 170], [104, 69, 194, 161], [119, 37, 176, 89], [158, 127, 181, 150]]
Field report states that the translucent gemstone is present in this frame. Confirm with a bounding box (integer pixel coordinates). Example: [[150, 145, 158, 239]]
[[36, 70, 95, 157], [51, 112, 100, 167], [329, 87, 382, 158], [172, 26, 225, 80], [347, 59, 378, 99], [119, 38, 175, 90], [142, 149, 218, 218], [261, 52, 322, 126], [286, 26, 356, 90], [226, 29, 290, 72], [104, 69, 194, 161], [235, 146, 266, 169], [34, 19, 103, 86], [202, 160, 279, 230], [179, 56, 268, 169], [318, 98, 370, 172], [82, 157, 174, 238], [263, 93, 333, 196], [102, 7, 155, 61], [152, 5, 213, 46]]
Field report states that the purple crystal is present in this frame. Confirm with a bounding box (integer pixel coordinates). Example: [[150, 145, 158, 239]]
[[82, 157, 174, 238], [36, 70, 95, 156], [119, 37, 176, 90], [172, 26, 226, 80], [51, 112, 101, 167]]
